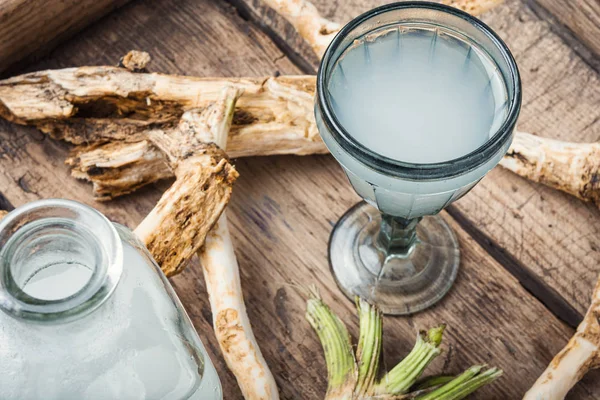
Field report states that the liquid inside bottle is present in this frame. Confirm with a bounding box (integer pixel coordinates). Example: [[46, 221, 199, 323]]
[[0, 199, 223, 399]]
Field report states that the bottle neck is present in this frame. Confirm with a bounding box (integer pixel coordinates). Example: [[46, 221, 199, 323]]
[[0, 199, 123, 322]]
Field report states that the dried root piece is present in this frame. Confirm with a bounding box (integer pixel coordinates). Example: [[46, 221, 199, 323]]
[[134, 89, 240, 277], [200, 218, 279, 399], [0, 69, 319, 147], [198, 89, 279, 399], [67, 140, 172, 200], [523, 276, 600, 400], [500, 131, 600, 207], [119, 50, 152, 72], [0, 70, 324, 200]]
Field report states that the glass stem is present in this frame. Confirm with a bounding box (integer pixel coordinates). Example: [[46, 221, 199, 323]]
[[377, 214, 422, 257]]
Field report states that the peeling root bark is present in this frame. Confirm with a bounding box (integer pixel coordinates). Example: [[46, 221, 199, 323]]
[[134, 89, 240, 277], [500, 132, 600, 207], [67, 140, 173, 200], [134, 153, 237, 277], [523, 277, 600, 400], [0, 70, 324, 200]]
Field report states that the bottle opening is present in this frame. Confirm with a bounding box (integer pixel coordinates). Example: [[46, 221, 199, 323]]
[[0, 199, 123, 322], [9, 221, 99, 301]]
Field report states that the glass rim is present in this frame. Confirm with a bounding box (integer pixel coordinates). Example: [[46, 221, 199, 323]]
[[316, 1, 522, 180], [0, 199, 123, 322]]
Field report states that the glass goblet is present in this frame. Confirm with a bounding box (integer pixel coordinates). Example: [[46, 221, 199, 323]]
[[315, 2, 521, 315]]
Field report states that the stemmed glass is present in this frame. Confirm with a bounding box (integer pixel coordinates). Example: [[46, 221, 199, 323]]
[[315, 2, 521, 315]]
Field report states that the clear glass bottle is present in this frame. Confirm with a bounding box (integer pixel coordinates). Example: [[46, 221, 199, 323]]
[[0, 199, 223, 399]]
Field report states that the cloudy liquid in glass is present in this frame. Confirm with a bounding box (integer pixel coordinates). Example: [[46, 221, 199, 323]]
[[328, 25, 509, 164]]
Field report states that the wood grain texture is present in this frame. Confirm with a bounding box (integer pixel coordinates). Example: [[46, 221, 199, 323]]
[[25, 0, 295, 77], [2, 114, 599, 397], [0, 0, 132, 74], [1, 0, 600, 398], [530, 0, 600, 60]]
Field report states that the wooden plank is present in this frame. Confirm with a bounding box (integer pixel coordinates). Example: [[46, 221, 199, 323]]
[[27, 0, 296, 77], [227, 0, 600, 322], [1, 0, 598, 398], [2, 116, 600, 397], [530, 0, 600, 61], [0, 0, 132, 75]]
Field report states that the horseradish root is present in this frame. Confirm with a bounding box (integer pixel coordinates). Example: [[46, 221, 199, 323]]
[[0, 67, 319, 149], [306, 292, 502, 399], [200, 218, 279, 399], [134, 87, 278, 398], [523, 275, 600, 400], [500, 132, 600, 207], [197, 88, 279, 399], [259, 0, 340, 58], [0, 67, 324, 200], [134, 88, 240, 276]]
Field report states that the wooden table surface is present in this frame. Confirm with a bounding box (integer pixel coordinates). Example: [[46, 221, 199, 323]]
[[0, 0, 599, 398]]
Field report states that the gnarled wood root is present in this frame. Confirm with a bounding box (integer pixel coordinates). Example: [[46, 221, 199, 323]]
[[0, 68, 324, 200], [135, 87, 280, 399], [500, 132, 600, 207], [0, 67, 319, 148], [133, 88, 240, 277], [523, 276, 600, 399]]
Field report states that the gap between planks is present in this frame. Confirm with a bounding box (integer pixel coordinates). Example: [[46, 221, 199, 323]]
[[221, 0, 318, 73], [446, 204, 584, 329], [525, 0, 600, 74]]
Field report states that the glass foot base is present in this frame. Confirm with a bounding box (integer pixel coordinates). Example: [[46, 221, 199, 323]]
[[328, 201, 459, 315]]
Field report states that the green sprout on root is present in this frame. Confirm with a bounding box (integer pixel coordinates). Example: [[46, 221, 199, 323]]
[[306, 291, 502, 400]]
